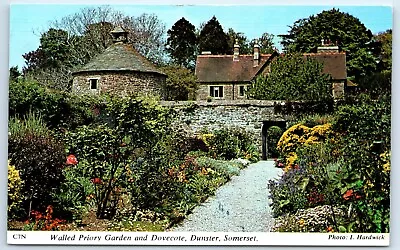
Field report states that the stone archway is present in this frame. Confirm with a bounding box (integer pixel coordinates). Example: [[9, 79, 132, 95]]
[[261, 120, 286, 160]]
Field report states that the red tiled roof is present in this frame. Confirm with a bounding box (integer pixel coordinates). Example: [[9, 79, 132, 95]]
[[195, 54, 276, 83], [195, 51, 347, 83], [304, 52, 347, 80]]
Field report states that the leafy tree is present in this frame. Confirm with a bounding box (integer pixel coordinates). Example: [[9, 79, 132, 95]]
[[226, 28, 251, 54], [23, 28, 81, 72], [166, 18, 198, 69], [9, 66, 21, 82], [247, 53, 332, 101], [250, 32, 275, 54], [373, 29, 392, 72], [160, 65, 198, 101], [198, 16, 230, 55], [280, 8, 378, 81]]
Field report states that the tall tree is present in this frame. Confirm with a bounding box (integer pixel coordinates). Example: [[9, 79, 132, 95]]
[[226, 28, 251, 54], [166, 17, 198, 69], [124, 13, 167, 66], [247, 53, 332, 102], [51, 7, 167, 65], [250, 32, 275, 54], [198, 16, 230, 55], [23, 28, 81, 71], [280, 8, 377, 81], [373, 29, 392, 72]]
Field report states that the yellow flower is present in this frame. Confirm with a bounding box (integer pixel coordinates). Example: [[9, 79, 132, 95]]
[[383, 163, 390, 172], [298, 219, 305, 227]]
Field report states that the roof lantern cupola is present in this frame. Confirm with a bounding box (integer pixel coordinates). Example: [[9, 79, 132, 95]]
[[111, 26, 128, 44]]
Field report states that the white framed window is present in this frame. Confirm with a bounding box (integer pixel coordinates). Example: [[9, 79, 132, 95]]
[[210, 86, 224, 98], [89, 79, 99, 90]]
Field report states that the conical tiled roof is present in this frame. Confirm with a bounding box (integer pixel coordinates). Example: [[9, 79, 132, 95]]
[[73, 43, 165, 75]]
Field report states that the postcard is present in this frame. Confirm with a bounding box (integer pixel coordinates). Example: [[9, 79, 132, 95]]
[[7, 2, 392, 246]]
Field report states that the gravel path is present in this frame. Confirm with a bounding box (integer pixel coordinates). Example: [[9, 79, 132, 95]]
[[172, 160, 283, 232]]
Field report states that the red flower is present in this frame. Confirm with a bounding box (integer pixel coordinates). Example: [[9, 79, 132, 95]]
[[343, 189, 354, 200], [343, 189, 362, 200], [66, 154, 78, 165], [91, 178, 102, 184]]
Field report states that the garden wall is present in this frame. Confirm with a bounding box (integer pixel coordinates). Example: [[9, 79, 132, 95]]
[[161, 100, 288, 149]]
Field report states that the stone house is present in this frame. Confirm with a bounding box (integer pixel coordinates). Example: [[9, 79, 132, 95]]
[[72, 26, 166, 97], [195, 40, 347, 100], [195, 41, 279, 100]]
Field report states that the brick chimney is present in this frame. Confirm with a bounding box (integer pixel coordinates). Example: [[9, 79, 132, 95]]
[[253, 40, 260, 67], [317, 38, 339, 53], [233, 39, 240, 61]]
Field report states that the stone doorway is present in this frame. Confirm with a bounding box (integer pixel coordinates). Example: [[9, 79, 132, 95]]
[[261, 120, 286, 160]]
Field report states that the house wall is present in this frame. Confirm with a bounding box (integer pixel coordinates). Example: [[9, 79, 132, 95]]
[[72, 71, 165, 97], [196, 83, 250, 101], [197, 80, 345, 101]]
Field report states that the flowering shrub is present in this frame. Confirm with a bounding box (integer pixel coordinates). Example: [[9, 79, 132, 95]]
[[8, 161, 23, 217], [23, 205, 65, 231], [272, 205, 345, 232], [8, 115, 65, 217], [277, 123, 335, 171], [50, 158, 95, 222], [268, 165, 308, 217]]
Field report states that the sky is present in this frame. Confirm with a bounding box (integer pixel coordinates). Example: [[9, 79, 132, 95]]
[[9, 4, 393, 69]]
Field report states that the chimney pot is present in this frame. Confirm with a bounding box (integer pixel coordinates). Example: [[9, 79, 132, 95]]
[[253, 40, 260, 67], [233, 39, 240, 61]]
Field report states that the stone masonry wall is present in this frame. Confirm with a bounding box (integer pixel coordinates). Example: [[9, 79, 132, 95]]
[[72, 71, 165, 97], [161, 100, 287, 147]]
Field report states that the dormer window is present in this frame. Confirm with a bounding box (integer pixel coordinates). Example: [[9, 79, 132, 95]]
[[89, 79, 99, 90]]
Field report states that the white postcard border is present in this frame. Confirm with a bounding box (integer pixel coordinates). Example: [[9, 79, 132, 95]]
[[7, 231, 390, 246]]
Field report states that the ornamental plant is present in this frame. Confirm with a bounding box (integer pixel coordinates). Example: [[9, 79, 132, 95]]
[[23, 205, 65, 231], [64, 95, 174, 219], [8, 113, 65, 218], [50, 158, 95, 222], [277, 123, 335, 171], [8, 161, 23, 217]]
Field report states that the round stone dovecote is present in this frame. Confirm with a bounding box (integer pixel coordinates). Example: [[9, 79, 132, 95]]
[[72, 26, 166, 97]]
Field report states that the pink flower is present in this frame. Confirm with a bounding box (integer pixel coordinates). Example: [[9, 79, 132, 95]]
[[66, 154, 78, 165]]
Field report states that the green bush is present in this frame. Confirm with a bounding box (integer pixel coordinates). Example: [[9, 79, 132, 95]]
[[207, 128, 259, 162], [9, 79, 99, 131], [8, 114, 65, 218]]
